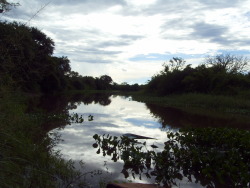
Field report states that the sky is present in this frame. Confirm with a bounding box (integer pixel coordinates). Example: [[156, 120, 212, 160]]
[[2, 0, 250, 84]]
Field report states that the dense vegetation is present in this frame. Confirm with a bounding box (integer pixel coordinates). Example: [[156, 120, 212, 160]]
[[0, 93, 92, 187], [0, 21, 69, 93], [0, 21, 140, 94], [145, 55, 250, 96], [93, 128, 250, 187]]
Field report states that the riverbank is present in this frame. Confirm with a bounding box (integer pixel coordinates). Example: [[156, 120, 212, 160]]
[[64, 90, 250, 114], [131, 93, 250, 116], [0, 92, 88, 188], [62, 90, 250, 118]]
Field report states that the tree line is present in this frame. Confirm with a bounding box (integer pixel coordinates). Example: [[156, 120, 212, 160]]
[[145, 55, 250, 96], [0, 21, 141, 94], [2, 19, 249, 96]]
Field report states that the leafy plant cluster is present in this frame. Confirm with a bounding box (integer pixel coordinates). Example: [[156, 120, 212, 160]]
[[146, 55, 250, 96], [93, 128, 250, 187], [93, 134, 151, 180]]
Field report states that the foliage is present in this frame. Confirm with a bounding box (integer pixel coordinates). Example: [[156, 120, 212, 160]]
[[93, 128, 250, 187], [100, 75, 113, 85], [145, 55, 250, 96], [0, 20, 140, 93], [112, 82, 140, 92], [204, 54, 249, 74], [162, 57, 186, 73], [0, 94, 94, 188], [0, 0, 19, 13], [66, 73, 115, 91], [0, 21, 71, 93]]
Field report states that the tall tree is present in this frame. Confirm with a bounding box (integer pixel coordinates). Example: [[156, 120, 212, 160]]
[[100, 75, 113, 85], [0, 21, 72, 93], [204, 54, 249, 74]]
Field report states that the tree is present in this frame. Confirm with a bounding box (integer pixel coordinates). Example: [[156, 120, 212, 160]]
[[51, 56, 71, 75], [100, 75, 113, 85], [162, 57, 186, 74], [204, 54, 249, 74], [30, 27, 55, 56], [95, 75, 113, 90], [0, 21, 72, 93], [0, 0, 19, 13], [67, 71, 80, 78], [145, 55, 250, 96]]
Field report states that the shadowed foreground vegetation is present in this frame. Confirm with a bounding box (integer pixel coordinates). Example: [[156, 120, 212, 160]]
[[0, 93, 92, 188], [93, 128, 250, 187]]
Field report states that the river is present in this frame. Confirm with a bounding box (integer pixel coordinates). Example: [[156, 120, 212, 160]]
[[35, 93, 249, 187]]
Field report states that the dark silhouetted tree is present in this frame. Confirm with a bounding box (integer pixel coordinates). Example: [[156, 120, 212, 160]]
[[145, 55, 250, 96], [204, 54, 249, 74]]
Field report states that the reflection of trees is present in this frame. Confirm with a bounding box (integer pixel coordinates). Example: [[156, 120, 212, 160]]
[[93, 128, 250, 188], [146, 103, 250, 129], [68, 93, 112, 106], [27, 93, 112, 131]]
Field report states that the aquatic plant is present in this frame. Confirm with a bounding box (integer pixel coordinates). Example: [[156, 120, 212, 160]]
[[93, 128, 250, 187]]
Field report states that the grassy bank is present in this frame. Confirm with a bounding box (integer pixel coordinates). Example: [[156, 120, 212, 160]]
[[132, 93, 250, 115], [0, 93, 87, 188], [60, 90, 250, 115]]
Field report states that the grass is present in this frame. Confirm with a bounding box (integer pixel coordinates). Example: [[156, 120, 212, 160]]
[[62, 90, 250, 116], [132, 93, 250, 116], [0, 93, 89, 188]]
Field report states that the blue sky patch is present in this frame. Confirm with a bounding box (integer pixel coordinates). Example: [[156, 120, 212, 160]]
[[125, 118, 161, 129], [129, 53, 206, 62]]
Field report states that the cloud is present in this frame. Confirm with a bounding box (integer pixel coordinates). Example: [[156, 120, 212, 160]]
[[140, 0, 244, 16], [55, 46, 122, 64], [6, 0, 127, 19], [119, 34, 144, 40], [189, 22, 250, 47], [50, 0, 127, 11], [95, 35, 145, 48], [190, 22, 229, 44], [196, 0, 243, 9], [96, 41, 130, 48], [2, 0, 250, 83]]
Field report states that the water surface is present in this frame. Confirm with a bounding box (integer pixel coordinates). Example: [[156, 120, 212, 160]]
[[45, 93, 249, 187]]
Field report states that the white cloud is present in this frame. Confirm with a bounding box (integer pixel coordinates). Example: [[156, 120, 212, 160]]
[[125, 0, 158, 6], [3, 0, 250, 83]]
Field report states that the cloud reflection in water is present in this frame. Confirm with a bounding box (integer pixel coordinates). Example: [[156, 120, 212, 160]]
[[51, 95, 200, 187], [51, 96, 168, 184]]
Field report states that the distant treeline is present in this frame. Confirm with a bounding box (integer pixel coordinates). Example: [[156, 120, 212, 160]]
[[2, 21, 249, 96], [145, 56, 250, 96], [0, 21, 140, 93]]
